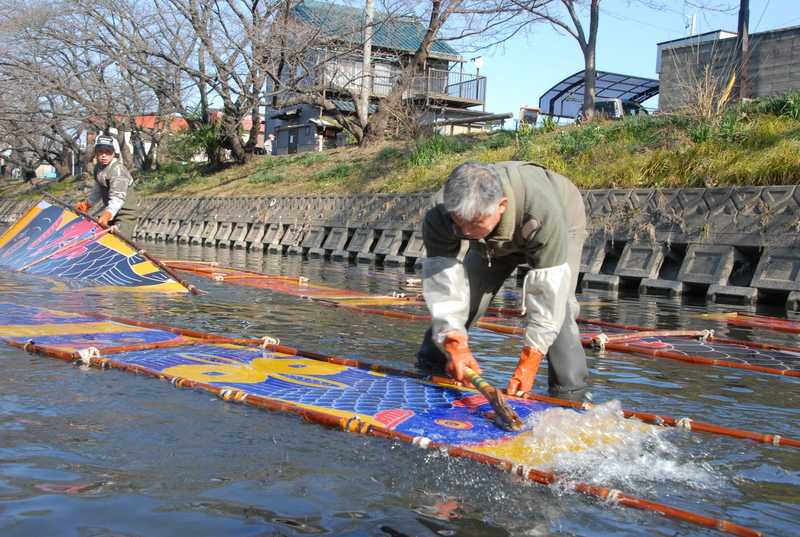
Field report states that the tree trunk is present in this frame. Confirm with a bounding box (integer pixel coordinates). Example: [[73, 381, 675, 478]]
[[246, 80, 261, 153], [582, 50, 596, 120], [54, 157, 71, 179], [361, 0, 450, 146], [223, 111, 248, 163], [580, 0, 600, 121], [358, 0, 374, 128], [198, 46, 210, 125]]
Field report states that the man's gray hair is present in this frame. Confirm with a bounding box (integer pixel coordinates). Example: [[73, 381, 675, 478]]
[[443, 162, 503, 220]]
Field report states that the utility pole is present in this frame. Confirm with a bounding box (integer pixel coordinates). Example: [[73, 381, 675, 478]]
[[359, 0, 374, 127], [737, 0, 750, 100]]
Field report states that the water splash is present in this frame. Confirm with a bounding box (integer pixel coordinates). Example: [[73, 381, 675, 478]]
[[523, 400, 719, 492]]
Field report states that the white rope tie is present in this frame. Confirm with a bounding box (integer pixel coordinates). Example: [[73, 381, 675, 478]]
[[344, 416, 363, 431], [771, 435, 782, 446], [412, 436, 431, 449], [76, 347, 101, 366], [604, 489, 622, 504], [260, 336, 280, 348], [515, 464, 533, 477], [699, 329, 714, 341], [297, 276, 309, 285], [581, 402, 593, 410], [676, 417, 693, 430], [391, 291, 406, 298], [592, 333, 609, 351], [212, 272, 225, 282]]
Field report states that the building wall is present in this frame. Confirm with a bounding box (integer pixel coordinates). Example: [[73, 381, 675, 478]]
[[659, 25, 800, 112], [270, 104, 321, 155]]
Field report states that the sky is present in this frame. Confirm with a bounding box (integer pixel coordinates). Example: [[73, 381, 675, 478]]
[[471, 0, 799, 122]]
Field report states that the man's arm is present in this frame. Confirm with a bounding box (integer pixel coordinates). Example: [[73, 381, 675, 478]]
[[104, 164, 134, 218], [420, 205, 470, 348], [519, 204, 571, 355]]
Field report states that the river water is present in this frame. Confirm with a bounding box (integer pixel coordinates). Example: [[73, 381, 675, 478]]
[[1, 243, 798, 537]]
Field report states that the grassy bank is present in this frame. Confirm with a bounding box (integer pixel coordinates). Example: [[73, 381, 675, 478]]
[[7, 94, 800, 201]]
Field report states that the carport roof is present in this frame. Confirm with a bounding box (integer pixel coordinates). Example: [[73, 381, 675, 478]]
[[539, 70, 659, 118]]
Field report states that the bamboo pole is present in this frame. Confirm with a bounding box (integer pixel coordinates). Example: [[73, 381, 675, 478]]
[[310, 299, 800, 377], [602, 340, 800, 378], [65, 310, 800, 450], [166, 264, 800, 367]]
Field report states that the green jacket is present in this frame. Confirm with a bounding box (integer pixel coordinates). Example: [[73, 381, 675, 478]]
[[420, 161, 586, 353], [422, 161, 585, 269]]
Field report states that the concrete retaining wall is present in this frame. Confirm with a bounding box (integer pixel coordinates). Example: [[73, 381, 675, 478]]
[[1, 185, 798, 309]]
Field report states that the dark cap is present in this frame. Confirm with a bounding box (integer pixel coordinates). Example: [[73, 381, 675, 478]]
[[94, 135, 117, 152]]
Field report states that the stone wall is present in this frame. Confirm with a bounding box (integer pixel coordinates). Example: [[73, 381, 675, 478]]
[[660, 25, 800, 112], [1, 186, 798, 309]]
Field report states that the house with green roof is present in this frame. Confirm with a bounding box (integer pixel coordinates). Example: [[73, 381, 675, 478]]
[[267, 0, 487, 155]]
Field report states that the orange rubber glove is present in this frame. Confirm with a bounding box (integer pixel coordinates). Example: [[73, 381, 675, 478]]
[[443, 332, 481, 384], [75, 201, 91, 213], [506, 346, 544, 396], [97, 210, 113, 227]]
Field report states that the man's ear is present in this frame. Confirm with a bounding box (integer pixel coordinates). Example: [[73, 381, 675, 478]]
[[497, 197, 509, 215]]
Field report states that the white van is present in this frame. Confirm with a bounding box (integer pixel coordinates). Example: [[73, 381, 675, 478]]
[[576, 98, 648, 122]]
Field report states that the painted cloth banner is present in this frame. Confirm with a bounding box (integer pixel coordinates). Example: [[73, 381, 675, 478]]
[[0, 200, 188, 292]]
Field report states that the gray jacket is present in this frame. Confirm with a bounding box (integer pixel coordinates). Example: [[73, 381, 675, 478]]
[[87, 158, 134, 218]]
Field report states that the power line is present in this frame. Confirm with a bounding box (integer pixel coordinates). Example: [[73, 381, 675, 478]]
[[599, 6, 679, 34], [754, 0, 770, 31]]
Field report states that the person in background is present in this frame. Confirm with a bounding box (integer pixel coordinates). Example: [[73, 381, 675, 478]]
[[75, 135, 139, 237], [417, 161, 589, 399], [264, 133, 275, 156]]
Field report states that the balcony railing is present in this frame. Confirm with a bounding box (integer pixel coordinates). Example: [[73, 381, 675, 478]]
[[409, 68, 486, 104], [322, 63, 486, 105]]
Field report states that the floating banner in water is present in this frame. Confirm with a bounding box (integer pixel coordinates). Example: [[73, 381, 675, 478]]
[[0, 301, 765, 536], [168, 261, 800, 378], [0, 199, 191, 293]]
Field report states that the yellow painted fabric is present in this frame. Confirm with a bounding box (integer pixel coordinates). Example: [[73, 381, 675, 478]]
[[0, 322, 152, 338], [0, 204, 42, 249]]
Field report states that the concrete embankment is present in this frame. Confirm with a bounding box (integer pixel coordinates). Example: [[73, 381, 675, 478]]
[[1, 186, 798, 310]]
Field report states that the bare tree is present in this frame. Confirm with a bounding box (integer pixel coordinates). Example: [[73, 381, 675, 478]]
[[276, 1, 467, 146], [501, 1, 600, 120]]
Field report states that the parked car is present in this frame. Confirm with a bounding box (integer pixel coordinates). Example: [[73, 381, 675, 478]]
[[576, 98, 648, 122]]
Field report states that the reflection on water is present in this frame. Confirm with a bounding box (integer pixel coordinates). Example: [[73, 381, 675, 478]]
[[0, 243, 798, 537]]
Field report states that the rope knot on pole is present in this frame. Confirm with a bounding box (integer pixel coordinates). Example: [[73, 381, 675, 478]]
[[515, 464, 533, 478], [591, 333, 608, 351], [76, 346, 101, 366], [604, 488, 622, 504], [771, 435, 782, 446], [412, 436, 432, 449], [699, 329, 714, 341], [261, 336, 280, 348], [23, 340, 34, 353], [676, 417, 693, 430]]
